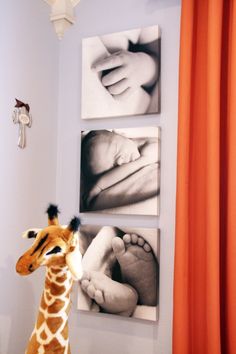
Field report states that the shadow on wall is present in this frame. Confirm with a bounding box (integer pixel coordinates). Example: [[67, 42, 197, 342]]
[[0, 256, 35, 354]]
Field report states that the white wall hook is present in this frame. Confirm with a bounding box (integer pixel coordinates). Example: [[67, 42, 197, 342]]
[[44, 0, 81, 39]]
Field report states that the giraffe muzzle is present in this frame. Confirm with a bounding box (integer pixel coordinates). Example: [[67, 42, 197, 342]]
[[16, 256, 36, 275]]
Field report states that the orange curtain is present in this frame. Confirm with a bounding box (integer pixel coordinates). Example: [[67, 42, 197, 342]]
[[173, 1, 236, 354]]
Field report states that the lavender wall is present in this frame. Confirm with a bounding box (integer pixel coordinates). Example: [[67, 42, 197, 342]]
[[0, 1, 180, 353], [0, 1, 59, 352]]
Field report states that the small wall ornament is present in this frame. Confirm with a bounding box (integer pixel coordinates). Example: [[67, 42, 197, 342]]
[[12, 99, 32, 149], [44, 0, 81, 40]]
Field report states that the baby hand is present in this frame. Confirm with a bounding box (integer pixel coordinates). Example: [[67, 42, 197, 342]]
[[140, 143, 158, 164], [91, 50, 158, 97]]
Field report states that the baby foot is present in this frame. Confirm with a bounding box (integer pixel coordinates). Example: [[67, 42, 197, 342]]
[[112, 234, 158, 306], [80, 270, 138, 316], [78, 226, 123, 313], [81, 226, 121, 277]]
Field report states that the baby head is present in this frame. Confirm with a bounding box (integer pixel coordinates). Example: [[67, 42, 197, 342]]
[[81, 130, 140, 177]]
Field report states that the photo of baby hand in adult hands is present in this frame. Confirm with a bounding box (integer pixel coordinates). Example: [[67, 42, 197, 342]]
[[92, 50, 158, 98], [140, 141, 159, 165]]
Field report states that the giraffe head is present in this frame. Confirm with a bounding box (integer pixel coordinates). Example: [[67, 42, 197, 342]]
[[16, 204, 82, 278]]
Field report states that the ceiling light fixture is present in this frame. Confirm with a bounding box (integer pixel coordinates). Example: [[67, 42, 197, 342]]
[[44, 0, 81, 40]]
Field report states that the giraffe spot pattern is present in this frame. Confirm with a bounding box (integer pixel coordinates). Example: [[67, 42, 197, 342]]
[[36, 311, 45, 330], [56, 274, 67, 283], [44, 337, 65, 353], [46, 316, 63, 334], [27, 333, 41, 353], [45, 277, 51, 290], [46, 292, 52, 302], [40, 330, 47, 340], [25, 265, 72, 353], [51, 267, 63, 274], [61, 324, 69, 340], [50, 283, 66, 296], [40, 294, 47, 310], [48, 299, 65, 313]]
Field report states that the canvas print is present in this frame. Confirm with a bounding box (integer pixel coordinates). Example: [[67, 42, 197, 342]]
[[77, 225, 160, 321], [80, 126, 161, 216], [81, 25, 161, 119]]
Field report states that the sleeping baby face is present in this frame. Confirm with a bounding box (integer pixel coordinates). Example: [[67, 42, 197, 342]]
[[87, 131, 140, 176]]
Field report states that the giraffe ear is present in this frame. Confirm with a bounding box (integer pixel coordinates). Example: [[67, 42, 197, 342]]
[[66, 231, 83, 279], [64, 217, 81, 240], [66, 242, 83, 280], [22, 228, 41, 239], [46, 204, 60, 226]]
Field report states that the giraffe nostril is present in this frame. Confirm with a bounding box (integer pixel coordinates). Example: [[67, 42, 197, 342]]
[[28, 264, 34, 272]]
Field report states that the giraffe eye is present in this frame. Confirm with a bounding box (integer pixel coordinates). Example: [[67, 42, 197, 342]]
[[28, 231, 38, 239], [46, 246, 62, 255]]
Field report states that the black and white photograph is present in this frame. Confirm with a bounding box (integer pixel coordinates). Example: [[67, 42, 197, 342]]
[[80, 126, 161, 216], [81, 25, 161, 119], [77, 225, 160, 321]]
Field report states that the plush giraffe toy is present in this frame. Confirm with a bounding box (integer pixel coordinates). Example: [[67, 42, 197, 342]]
[[16, 204, 83, 354]]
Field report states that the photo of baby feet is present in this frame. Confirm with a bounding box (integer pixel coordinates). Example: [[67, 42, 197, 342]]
[[78, 225, 160, 321], [112, 234, 158, 306]]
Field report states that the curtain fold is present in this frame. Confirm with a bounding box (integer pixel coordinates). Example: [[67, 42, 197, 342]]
[[173, 1, 236, 353]]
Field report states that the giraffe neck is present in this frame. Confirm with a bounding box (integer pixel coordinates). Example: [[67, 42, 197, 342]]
[[26, 265, 73, 354]]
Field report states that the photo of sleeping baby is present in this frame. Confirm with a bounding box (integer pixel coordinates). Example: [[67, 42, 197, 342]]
[[80, 127, 161, 216], [81, 25, 161, 119], [77, 225, 160, 321]]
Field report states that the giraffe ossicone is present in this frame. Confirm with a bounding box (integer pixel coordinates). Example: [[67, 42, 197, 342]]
[[16, 204, 82, 354]]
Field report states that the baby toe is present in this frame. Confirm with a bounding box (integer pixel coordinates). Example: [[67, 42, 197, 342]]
[[112, 237, 126, 257], [137, 236, 145, 247], [81, 279, 89, 291], [123, 234, 131, 244], [131, 234, 138, 244], [87, 284, 96, 298], [144, 242, 152, 252], [94, 289, 104, 305]]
